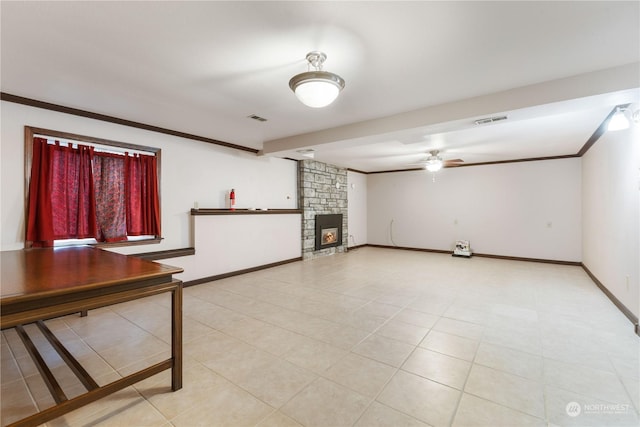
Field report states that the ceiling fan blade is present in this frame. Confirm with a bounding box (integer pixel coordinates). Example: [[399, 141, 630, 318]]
[[443, 159, 463, 166]]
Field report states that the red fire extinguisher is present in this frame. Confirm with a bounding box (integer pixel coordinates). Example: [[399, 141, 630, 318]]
[[230, 188, 236, 210]]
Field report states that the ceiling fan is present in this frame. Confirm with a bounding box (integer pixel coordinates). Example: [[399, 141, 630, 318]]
[[412, 150, 464, 172]]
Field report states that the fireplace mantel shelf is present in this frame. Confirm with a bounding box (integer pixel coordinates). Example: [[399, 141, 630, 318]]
[[191, 208, 302, 216]]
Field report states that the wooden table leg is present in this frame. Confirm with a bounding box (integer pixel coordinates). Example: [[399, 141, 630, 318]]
[[171, 283, 183, 391]]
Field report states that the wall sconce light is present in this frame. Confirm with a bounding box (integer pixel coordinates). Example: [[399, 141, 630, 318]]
[[608, 107, 630, 131]]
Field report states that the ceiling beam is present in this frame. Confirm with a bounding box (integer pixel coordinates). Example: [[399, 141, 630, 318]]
[[262, 62, 640, 156]]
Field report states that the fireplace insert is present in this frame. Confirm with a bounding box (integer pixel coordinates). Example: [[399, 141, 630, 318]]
[[315, 214, 343, 250]]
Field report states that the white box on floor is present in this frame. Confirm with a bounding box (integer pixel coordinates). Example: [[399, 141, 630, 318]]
[[453, 240, 472, 257]]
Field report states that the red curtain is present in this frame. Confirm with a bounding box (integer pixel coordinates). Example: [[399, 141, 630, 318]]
[[26, 138, 55, 246], [125, 153, 160, 236], [27, 139, 98, 246], [26, 137, 160, 246], [92, 152, 127, 242], [51, 143, 98, 240]]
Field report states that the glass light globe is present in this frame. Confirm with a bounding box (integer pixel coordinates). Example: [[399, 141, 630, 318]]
[[608, 109, 630, 131], [426, 161, 443, 172], [294, 80, 341, 108]]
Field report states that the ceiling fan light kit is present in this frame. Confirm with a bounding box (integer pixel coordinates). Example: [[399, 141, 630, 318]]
[[424, 150, 444, 172], [411, 150, 465, 181], [425, 159, 443, 172], [289, 51, 345, 108]]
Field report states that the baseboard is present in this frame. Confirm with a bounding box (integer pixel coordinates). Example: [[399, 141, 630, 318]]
[[472, 252, 581, 266], [347, 244, 368, 250], [581, 263, 639, 337], [366, 244, 451, 255], [364, 244, 579, 265], [183, 257, 302, 287]]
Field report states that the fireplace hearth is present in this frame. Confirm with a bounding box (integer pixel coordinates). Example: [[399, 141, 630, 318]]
[[315, 214, 343, 250]]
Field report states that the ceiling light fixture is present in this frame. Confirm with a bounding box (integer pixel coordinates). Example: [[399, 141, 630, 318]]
[[608, 107, 630, 131], [425, 153, 443, 172], [289, 51, 345, 108]]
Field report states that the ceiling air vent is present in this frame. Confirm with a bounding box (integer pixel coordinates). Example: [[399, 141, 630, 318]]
[[248, 114, 267, 122], [474, 115, 507, 125]]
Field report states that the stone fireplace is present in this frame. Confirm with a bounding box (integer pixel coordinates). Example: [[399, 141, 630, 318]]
[[298, 160, 348, 259]]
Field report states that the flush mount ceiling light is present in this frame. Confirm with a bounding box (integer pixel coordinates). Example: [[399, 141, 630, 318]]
[[608, 107, 630, 131], [289, 51, 345, 108]]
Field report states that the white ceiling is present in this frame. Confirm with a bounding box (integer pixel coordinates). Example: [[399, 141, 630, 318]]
[[1, 1, 639, 172]]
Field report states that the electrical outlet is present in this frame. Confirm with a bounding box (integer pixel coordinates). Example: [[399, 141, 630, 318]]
[[194, 201, 199, 209]]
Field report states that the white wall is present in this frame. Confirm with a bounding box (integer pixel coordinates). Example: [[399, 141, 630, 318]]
[[168, 214, 301, 283], [582, 123, 639, 318], [347, 171, 367, 247], [0, 101, 299, 269], [367, 158, 582, 262]]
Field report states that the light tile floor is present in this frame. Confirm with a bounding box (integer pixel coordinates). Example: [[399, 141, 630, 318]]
[[2, 247, 639, 426]]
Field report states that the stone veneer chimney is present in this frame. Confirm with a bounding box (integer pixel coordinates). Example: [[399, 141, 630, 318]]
[[298, 160, 348, 259]]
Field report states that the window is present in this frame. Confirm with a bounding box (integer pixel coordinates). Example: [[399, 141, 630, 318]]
[[24, 126, 161, 248]]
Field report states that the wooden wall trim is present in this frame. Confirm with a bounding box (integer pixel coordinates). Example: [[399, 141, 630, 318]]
[[347, 168, 369, 175], [131, 247, 195, 261], [366, 244, 451, 255], [366, 155, 579, 174], [471, 252, 581, 266], [364, 244, 581, 265], [347, 244, 368, 250], [191, 208, 302, 215], [5, 94, 628, 169], [27, 126, 161, 154], [367, 168, 424, 175], [582, 263, 639, 336], [183, 257, 302, 287], [451, 154, 579, 168], [2, 92, 258, 154]]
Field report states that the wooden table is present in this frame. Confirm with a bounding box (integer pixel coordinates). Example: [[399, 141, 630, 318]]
[[0, 246, 184, 427]]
